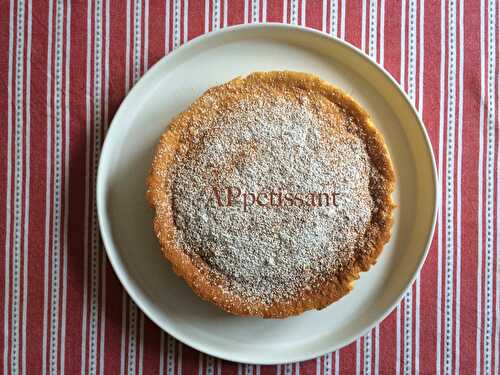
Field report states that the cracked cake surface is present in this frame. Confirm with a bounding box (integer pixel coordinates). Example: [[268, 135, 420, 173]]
[[147, 71, 396, 318]]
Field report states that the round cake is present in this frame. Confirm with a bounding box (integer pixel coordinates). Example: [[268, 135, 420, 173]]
[[147, 71, 396, 318]]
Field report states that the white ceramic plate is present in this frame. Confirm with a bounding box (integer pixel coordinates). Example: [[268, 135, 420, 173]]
[[97, 24, 438, 364]]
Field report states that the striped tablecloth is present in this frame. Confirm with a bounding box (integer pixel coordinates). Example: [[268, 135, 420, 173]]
[[1, 0, 498, 373]]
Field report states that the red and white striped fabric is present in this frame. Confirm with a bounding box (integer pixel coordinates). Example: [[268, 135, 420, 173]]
[[0, 0, 498, 373]]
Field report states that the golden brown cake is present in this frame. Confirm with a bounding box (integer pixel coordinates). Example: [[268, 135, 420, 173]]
[[147, 71, 396, 318]]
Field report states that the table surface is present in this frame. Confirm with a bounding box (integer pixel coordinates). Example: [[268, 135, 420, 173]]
[[0, 0, 498, 374]]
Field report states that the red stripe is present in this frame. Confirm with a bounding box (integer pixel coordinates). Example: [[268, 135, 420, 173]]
[[343, 0, 362, 50], [339, 341, 356, 374], [101, 0, 127, 373], [0, 1, 10, 371], [299, 358, 315, 374], [265, 0, 282, 23], [227, 0, 245, 25], [221, 359, 239, 375], [188, 0, 204, 40], [305, 0, 322, 31], [181, 344, 199, 374], [148, 0, 166, 62], [141, 318, 160, 374]]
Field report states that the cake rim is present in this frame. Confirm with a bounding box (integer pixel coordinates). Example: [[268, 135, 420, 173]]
[[147, 70, 396, 318]]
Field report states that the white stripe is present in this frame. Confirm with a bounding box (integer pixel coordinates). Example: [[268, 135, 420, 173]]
[[177, 341, 182, 375], [361, 0, 366, 52], [340, 0, 345, 39], [364, 333, 371, 375], [173, 0, 180, 48], [3, 1, 14, 374], [49, 0, 65, 373], [168, 334, 176, 375], [144, 0, 149, 71], [261, 0, 266, 23], [251, 0, 258, 23], [127, 300, 138, 375], [495, 5, 500, 373], [404, 294, 414, 368], [324, 353, 332, 375], [213, 0, 220, 29], [290, 0, 298, 24], [301, 0, 306, 26], [496, 6, 500, 374], [204, 0, 209, 32], [12, 1, 26, 373], [138, 314, 144, 375], [379, 0, 384, 65], [183, 0, 188, 43], [436, 0, 446, 373], [454, 0, 463, 373], [396, 306, 401, 375], [159, 333, 165, 375], [368, 0, 377, 58], [374, 326, 379, 375], [476, 1, 484, 372], [444, 1, 457, 374], [125, 0, 131, 92], [244, 0, 248, 24], [60, 0, 71, 373], [80, 0, 92, 371], [400, 0, 406, 88], [417, 0, 424, 116], [483, 1, 496, 373], [335, 351, 339, 375], [22, 1, 32, 374], [198, 353, 204, 375], [133, 0, 142, 82], [165, 0, 170, 53], [88, 0, 104, 372], [321, 0, 326, 34], [282, 0, 287, 23], [126, 1, 143, 373], [206, 355, 215, 375], [355, 339, 361, 375]]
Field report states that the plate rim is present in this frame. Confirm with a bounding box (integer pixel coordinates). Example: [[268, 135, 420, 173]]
[[97, 23, 439, 365]]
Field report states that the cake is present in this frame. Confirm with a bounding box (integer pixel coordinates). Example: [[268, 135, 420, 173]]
[[147, 71, 396, 318]]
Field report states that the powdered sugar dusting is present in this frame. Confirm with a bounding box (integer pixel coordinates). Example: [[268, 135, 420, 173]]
[[171, 95, 374, 304]]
